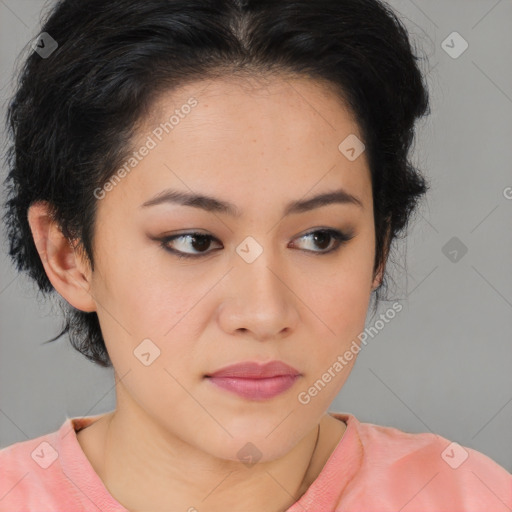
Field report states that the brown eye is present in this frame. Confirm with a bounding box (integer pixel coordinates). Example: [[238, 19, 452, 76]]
[[159, 228, 354, 260], [290, 229, 354, 254], [160, 233, 222, 259]]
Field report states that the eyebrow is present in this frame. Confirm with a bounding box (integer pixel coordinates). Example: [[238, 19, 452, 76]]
[[140, 187, 363, 216]]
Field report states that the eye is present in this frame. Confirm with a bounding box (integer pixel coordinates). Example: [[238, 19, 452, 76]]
[[158, 228, 354, 260], [290, 228, 354, 254], [159, 233, 222, 259]]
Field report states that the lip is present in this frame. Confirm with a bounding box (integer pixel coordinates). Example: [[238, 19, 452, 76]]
[[205, 361, 301, 401], [206, 360, 300, 379]]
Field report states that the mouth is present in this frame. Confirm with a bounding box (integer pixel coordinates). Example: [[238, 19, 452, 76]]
[[204, 360, 301, 401]]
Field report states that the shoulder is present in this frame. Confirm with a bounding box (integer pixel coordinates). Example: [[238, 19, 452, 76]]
[[0, 431, 58, 510], [0, 417, 92, 511], [335, 413, 512, 511]]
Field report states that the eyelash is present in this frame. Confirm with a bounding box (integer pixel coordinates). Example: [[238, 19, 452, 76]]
[[158, 229, 354, 260]]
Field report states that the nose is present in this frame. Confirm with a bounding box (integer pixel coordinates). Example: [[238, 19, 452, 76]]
[[217, 245, 299, 342]]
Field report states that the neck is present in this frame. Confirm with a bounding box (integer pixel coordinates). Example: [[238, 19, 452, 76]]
[[77, 393, 346, 512]]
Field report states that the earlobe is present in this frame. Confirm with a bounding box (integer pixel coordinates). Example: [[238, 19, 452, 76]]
[[27, 201, 97, 313], [371, 223, 391, 292], [371, 266, 384, 292]]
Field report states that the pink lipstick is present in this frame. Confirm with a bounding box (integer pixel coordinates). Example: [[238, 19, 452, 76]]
[[205, 361, 301, 401]]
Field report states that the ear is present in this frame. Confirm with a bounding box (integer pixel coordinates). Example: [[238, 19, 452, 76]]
[[27, 201, 97, 312], [371, 219, 392, 292], [372, 260, 386, 291]]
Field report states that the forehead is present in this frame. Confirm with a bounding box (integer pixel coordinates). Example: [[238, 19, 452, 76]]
[[106, 74, 371, 215], [144, 73, 359, 141]]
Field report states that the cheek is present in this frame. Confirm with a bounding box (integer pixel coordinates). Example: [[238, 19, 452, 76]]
[[99, 264, 215, 378], [302, 232, 375, 361], [310, 239, 375, 325], [309, 277, 371, 368], [296, 273, 371, 406], [92, 231, 192, 331]]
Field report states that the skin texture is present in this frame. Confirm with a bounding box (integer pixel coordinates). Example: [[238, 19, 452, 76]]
[[28, 75, 387, 512]]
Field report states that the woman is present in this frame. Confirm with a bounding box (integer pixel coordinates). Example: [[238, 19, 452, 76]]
[[1, 0, 510, 510]]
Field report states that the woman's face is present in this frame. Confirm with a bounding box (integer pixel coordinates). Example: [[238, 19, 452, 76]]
[[85, 75, 381, 461]]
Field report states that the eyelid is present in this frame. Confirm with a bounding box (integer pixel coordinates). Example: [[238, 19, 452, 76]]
[[156, 228, 354, 260]]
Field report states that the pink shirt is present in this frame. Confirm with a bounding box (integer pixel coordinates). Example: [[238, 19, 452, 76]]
[[1, 412, 511, 511]]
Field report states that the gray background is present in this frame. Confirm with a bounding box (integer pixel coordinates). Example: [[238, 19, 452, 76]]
[[1, 0, 511, 473]]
